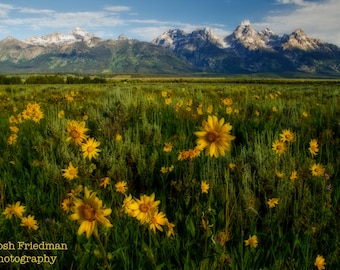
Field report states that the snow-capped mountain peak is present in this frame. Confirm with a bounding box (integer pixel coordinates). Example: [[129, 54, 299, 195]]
[[152, 29, 187, 49], [224, 20, 269, 50], [152, 27, 227, 50], [282, 29, 325, 51], [23, 28, 101, 47]]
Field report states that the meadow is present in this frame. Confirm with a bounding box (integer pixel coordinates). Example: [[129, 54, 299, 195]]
[[0, 78, 339, 269]]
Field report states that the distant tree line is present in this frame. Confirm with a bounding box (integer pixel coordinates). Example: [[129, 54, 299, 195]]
[[0, 75, 107, 84], [0, 75, 22, 84], [66, 76, 107, 84]]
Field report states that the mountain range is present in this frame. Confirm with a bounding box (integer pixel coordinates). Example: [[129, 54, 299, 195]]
[[1, 21, 340, 76]]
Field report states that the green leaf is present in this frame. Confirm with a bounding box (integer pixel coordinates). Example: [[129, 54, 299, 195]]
[[185, 216, 196, 237]]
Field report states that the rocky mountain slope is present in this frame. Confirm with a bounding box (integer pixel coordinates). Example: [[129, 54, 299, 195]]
[[0, 29, 195, 74], [153, 20, 340, 75], [0, 21, 339, 76]]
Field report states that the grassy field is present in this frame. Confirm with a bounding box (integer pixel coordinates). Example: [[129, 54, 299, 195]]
[[0, 79, 339, 269]]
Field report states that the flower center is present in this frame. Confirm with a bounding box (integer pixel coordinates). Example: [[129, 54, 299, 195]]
[[81, 204, 96, 221], [206, 131, 219, 143], [87, 146, 94, 153], [69, 169, 77, 176], [139, 203, 150, 213], [70, 129, 80, 139]]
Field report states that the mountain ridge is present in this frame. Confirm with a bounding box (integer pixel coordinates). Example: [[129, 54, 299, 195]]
[[0, 22, 340, 76], [152, 21, 340, 75]]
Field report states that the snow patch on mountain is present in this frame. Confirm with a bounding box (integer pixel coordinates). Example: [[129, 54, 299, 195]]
[[281, 29, 326, 51], [24, 27, 101, 47], [152, 27, 228, 50]]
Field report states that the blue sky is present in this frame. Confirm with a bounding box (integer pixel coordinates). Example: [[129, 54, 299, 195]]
[[0, 0, 339, 45]]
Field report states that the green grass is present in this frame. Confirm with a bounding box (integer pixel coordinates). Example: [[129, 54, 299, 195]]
[[0, 79, 339, 269]]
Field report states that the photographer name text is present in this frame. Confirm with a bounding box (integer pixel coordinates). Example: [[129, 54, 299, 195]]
[[0, 241, 68, 265]]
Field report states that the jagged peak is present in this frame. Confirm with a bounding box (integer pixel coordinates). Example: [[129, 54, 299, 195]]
[[291, 28, 307, 37], [0, 36, 24, 46], [233, 20, 258, 39], [3, 36, 18, 41], [117, 34, 129, 40], [282, 29, 325, 51], [260, 28, 275, 36], [166, 28, 187, 36], [240, 19, 251, 26], [22, 28, 101, 47], [192, 27, 215, 38]]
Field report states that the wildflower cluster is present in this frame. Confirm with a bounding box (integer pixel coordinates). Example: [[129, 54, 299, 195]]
[[2, 201, 39, 231], [65, 120, 101, 161], [64, 91, 77, 103], [160, 165, 174, 174], [21, 102, 44, 123], [161, 90, 172, 105], [272, 129, 295, 155], [222, 97, 240, 115], [178, 147, 201, 161], [7, 102, 44, 145], [123, 193, 175, 237]]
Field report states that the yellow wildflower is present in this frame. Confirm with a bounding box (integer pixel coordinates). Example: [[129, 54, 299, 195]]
[[20, 215, 39, 230], [201, 181, 210, 194], [267, 198, 279, 208], [244, 235, 258, 248], [115, 181, 128, 194], [195, 115, 235, 158], [81, 138, 101, 160], [69, 187, 112, 238], [3, 202, 25, 219]]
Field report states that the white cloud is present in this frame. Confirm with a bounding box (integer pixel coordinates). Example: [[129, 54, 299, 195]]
[[18, 7, 54, 15], [0, 10, 127, 34], [0, 3, 14, 17], [256, 0, 340, 45], [104, 6, 131, 12], [276, 0, 307, 5], [129, 23, 230, 42]]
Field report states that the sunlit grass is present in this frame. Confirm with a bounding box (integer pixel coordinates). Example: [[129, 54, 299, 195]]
[[0, 80, 339, 269]]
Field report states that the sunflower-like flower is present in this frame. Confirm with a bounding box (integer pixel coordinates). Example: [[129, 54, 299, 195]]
[[7, 134, 18, 145], [20, 215, 39, 230], [309, 139, 319, 158], [61, 162, 78, 181], [122, 194, 135, 216], [163, 142, 173, 153], [100, 177, 110, 189], [280, 129, 295, 143], [290, 170, 298, 181], [244, 235, 258, 248], [66, 120, 89, 146], [194, 115, 235, 158], [314, 254, 326, 270], [267, 198, 279, 208], [61, 197, 73, 213], [201, 181, 210, 194], [272, 140, 286, 155], [3, 201, 25, 219], [310, 163, 325, 177], [129, 193, 160, 224], [81, 138, 101, 160], [69, 187, 112, 238], [149, 211, 168, 234], [166, 222, 176, 237], [115, 181, 128, 194]]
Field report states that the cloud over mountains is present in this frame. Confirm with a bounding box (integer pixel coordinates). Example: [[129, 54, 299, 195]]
[[0, 1, 339, 46]]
